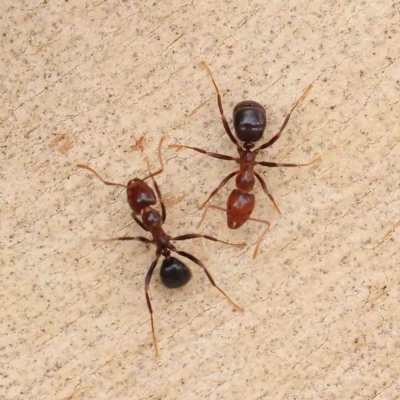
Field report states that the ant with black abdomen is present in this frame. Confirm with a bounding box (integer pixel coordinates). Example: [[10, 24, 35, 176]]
[[77, 137, 245, 356]]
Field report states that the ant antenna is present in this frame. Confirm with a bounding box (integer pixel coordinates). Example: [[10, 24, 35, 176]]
[[76, 164, 126, 188], [143, 136, 165, 181]]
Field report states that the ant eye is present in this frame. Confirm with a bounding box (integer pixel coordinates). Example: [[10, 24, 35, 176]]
[[160, 257, 191, 288]]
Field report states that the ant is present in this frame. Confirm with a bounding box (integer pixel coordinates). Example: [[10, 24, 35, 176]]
[[169, 62, 321, 258], [77, 138, 244, 356]]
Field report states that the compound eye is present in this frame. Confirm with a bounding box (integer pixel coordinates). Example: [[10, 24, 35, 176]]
[[160, 257, 192, 288]]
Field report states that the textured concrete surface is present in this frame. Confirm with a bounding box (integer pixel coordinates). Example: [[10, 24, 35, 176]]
[[1, 1, 399, 399]]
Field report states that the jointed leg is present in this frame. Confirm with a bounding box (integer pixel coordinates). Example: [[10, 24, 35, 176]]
[[76, 164, 126, 188], [145, 159, 166, 223], [257, 157, 321, 168], [94, 236, 151, 243], [168, 144, 238, 162], [201, 61, 239, 147], [132, 213, 149, 232], [247, 216, 271, 260], [254, 172, 281, 214], [197, 205, 271, 259], [198, 171, 238, 209], [152, 177, 166, 223], [197, 203, 218, 228], [171, 233, 245, 247], [256, 84, 312, 151], [145, 255, 161, 357], [171, 246, 243, 311]]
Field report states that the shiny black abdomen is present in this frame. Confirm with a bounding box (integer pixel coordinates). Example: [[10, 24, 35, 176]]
[[160, 257, 192, 288]]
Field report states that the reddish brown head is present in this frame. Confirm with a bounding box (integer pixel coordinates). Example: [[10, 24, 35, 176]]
[[226, 189, 255, 229], [126, 178, 156, 214]]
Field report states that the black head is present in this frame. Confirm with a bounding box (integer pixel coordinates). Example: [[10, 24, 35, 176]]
[[233, 101, 266, 145], [160, 257, 192, 288]]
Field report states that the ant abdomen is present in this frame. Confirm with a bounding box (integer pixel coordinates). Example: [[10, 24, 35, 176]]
[[227, 189, 255, 229], [160, 257, 192, 288], [233, 100, 266, 143]]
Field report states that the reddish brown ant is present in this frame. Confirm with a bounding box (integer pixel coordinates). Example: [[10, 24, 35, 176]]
[[77, 138, 244, 356], [170, 62, 321, 258]]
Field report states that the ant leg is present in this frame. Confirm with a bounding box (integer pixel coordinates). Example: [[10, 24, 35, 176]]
[[248, 217, 271, 260], [145, 159, 166, 223], [152, 179, 166, 223], [94, 236, 151, 243], [171, 246, 243, 311], [201, 61, 239, 147], [171, 233, 245, 247], [198, 171, 238, 210], [257, 157, 321, 168], [197, 205, 270, 259], [143, 136, 165, 180], [132, 213, 149, 232], [77, 165, 126, 188], [256, 84, 312, 151], [168, 144, 238, 162], [196, 204, 226, 228], [145, 255, 161, 357], [254, 172, 281, 214]]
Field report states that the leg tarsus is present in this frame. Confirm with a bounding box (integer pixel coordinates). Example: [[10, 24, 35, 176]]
[[249, 217, 271, 260], [168, 144, 237, 162], [171, 246, 243, 311], [197, 204, 227, 228], [94, 236, 151, 243], [145, 255, 161, 357], [172, 233, 245, 247], [257, 157, 321, 168]]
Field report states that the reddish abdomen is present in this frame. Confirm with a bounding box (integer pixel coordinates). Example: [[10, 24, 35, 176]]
[[226, 189, 255, 229]]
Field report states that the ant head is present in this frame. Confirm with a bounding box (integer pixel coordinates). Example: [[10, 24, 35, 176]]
[[126, 178, 156, 214], [160, 257, 192, 288], [233, 101, 266, 145]]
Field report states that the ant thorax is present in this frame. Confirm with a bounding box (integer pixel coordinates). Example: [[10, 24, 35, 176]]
[[238, 148, 257, 165], [142, 207, 162, 229]]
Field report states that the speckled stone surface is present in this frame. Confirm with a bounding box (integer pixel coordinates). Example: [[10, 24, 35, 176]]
[[1, 1, 399, 399]]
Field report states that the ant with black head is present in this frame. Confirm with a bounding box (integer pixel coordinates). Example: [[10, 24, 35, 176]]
[[77, 137, 244, 356], [170, 62, 321, 258]]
